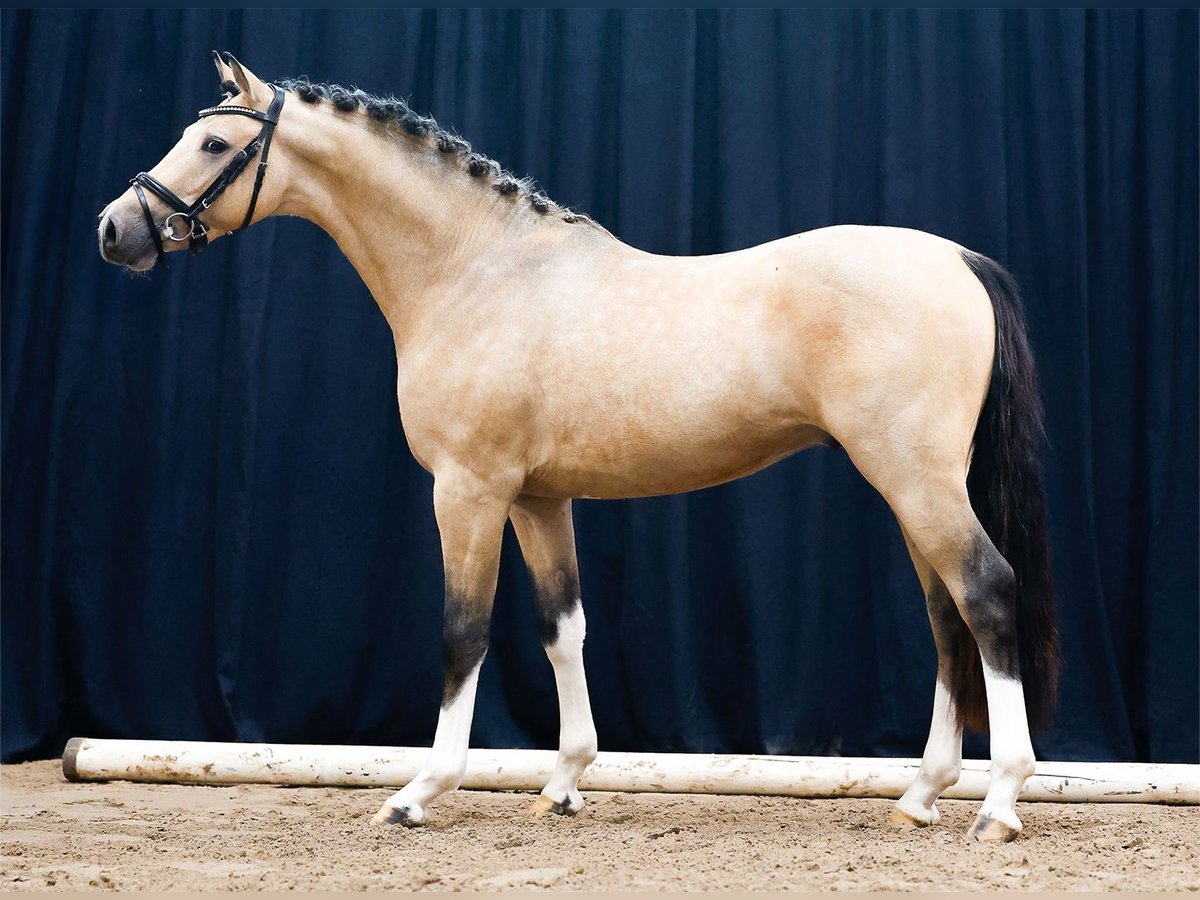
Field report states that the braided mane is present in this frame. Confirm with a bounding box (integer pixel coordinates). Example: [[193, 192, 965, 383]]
[[276, 78, 599, 229]]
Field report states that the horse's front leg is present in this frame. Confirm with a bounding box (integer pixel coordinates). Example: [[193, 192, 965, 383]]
[[372, 468, 515, 827], [509, 495, 598, 817]]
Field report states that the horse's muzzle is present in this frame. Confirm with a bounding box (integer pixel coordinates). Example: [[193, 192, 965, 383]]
[[98, 206, 156, 271]]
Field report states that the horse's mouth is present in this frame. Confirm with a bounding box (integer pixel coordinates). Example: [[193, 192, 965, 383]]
[[98, 225, 158, 273], [122, 249, 158, 273]]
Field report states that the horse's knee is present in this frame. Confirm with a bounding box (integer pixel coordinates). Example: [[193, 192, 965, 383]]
[[542, 598, 585, 663], [535, 566, 583, 652], [442, 600, 490, 706]]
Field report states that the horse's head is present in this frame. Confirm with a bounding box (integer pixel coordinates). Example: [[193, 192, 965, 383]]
[[98, 52, 286, 272]]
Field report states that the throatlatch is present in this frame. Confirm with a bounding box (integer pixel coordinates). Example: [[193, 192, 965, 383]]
[[130, 83, 285, 270]]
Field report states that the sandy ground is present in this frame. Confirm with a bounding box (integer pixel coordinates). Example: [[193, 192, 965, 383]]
[[1, 760, 1197, 892]]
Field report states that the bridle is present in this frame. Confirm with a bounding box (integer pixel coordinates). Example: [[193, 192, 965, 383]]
[[130, 85, 285, 270]]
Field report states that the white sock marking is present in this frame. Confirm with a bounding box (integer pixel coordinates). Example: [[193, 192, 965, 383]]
[[897, 678, 963, 821], [384, 661, 483, 818], [542, 604, 597, 803], [979, 661, 1036, 829]]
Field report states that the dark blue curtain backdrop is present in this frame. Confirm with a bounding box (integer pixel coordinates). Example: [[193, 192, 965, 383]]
[[3, 10, 1196, 765]]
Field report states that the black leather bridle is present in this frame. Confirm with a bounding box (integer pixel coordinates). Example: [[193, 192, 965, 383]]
[[130, 85, 286, 270]]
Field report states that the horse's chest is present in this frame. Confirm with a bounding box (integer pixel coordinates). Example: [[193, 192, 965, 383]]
[[393, 357, 533, 472]]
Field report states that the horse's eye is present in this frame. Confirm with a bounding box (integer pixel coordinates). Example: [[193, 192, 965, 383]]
[[203, 138, 229, 155]]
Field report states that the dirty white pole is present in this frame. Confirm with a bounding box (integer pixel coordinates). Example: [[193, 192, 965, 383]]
[[61, 738, 1199, 804]]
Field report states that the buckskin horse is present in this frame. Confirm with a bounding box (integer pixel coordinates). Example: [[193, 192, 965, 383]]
[[98, 53, 1059, 842]]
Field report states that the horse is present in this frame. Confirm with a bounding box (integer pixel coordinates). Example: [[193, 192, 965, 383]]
[[98, 52, 1059, 842]]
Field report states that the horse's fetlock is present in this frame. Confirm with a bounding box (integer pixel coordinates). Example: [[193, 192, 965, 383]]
[[991, 751, 1035, 783], [924, 761, 962, 791], [422, 766, 464, 795], [562, 735, 598, 769]]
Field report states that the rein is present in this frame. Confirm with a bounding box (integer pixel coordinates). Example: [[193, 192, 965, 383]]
[[131, 85, 285, 270]]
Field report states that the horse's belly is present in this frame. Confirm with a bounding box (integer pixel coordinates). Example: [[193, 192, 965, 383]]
[[525, 420, 830, 499], [519, 297, 825, 498]]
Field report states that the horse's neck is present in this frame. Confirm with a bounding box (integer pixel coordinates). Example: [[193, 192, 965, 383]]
[[273, 103, 525, 347]]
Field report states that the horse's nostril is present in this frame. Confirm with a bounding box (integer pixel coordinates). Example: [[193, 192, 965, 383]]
[[103, 217, 119, 249]]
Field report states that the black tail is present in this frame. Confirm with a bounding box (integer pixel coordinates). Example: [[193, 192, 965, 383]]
[[949, 250, 1060, 734]]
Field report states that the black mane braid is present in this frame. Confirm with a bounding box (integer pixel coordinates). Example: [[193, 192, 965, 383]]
[[277, 78, 593, 226]]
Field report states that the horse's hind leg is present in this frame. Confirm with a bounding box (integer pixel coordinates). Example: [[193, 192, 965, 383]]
[[509, 495, 598, 816], [888, 529, 964, 828], [884, 478, 1036, 841], [372, 467, 515, 827]]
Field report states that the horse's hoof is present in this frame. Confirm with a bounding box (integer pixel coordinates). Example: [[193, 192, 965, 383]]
[[529, 792, 583, 817], [371, 803, 426, 827], [888, 804, 938, 829], [969, 812, 1021, 843]]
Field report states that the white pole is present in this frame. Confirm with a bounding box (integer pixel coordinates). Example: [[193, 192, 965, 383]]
[[62, 738, 1199, 804]]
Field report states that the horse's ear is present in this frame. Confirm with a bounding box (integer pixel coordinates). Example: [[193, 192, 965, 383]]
[[221, 52, 271, 105], [211, 50, 238, 98]]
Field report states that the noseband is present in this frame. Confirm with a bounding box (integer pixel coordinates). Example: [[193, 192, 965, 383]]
[[130, 85, 285, 270]]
